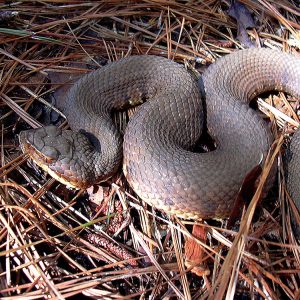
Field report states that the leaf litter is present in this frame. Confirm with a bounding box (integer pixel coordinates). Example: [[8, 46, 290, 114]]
[[0, 1, 300, 299]]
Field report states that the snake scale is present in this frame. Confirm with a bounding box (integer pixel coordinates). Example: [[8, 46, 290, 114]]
[[19, 48, 300, 220]]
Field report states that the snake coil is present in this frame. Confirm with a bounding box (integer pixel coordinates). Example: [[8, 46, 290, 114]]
[[20, 49, 300, 220]]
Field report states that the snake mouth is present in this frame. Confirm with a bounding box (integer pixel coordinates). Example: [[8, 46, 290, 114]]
[[19, 130, 84, 189]]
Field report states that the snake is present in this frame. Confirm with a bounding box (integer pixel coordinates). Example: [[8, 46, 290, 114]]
[[19, 48, 300, 220]]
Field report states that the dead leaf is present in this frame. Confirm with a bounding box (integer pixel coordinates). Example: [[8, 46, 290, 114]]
[[228, 0, 255, 48], [184, 225, 210, 276]]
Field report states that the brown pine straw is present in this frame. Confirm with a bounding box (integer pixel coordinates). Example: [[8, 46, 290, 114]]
[[208, 135, 285, 299], [1, 0, 300, 298]]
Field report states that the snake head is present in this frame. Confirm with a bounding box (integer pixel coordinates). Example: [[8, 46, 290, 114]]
[[19, 125, 96, 189]]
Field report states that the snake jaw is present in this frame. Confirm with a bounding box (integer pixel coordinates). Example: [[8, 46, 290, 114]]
[[19, 126, 96, 189]]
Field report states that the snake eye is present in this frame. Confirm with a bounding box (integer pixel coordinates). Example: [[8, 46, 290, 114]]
[[40, 146, 59, 162]]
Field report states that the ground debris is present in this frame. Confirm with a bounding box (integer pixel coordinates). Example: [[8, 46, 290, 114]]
[[0, 1, 300, 299]]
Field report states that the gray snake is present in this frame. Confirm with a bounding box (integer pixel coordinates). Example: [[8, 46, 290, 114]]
[[19, 48, 300, 219]]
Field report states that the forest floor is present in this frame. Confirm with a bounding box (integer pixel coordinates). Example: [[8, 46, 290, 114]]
[[0, 1, 300, 299]]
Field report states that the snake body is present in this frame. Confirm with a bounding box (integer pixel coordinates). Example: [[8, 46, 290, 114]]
[[19, 49, 300, 219]]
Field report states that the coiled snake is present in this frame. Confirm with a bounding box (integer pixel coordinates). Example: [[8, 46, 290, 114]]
[[19, 48, 300, 219]]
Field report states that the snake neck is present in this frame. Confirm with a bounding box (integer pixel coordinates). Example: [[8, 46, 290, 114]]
[[67, 111, 123, 184], [93, 119, 123, 179]]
